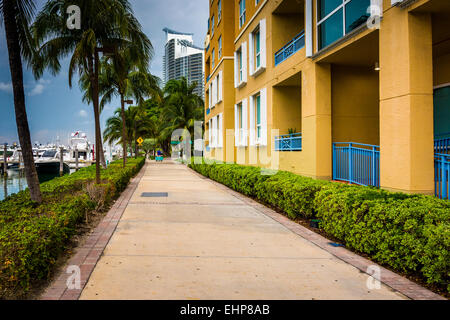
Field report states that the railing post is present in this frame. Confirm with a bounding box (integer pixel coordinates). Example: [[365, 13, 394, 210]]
[[332, 143, 336, 181], [348, 143, 353, 184], [443, 156, 448, 200], [372, 146, 376, 187]]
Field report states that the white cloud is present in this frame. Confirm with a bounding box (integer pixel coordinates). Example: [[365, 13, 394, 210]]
[[28, 79, 51, 96], [0, 82, 12, 93], [79, 109, 88, 118]]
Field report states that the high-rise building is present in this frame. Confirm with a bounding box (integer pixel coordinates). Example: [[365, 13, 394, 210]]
[[163, 28, 205, 98], [204, 0, 450, 198]]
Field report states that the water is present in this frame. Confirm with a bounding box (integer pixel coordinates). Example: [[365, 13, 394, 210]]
[[0, 169, 75, 201]]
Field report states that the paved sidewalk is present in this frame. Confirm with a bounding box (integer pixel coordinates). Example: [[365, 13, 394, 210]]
[[76, 161, 413, 300]]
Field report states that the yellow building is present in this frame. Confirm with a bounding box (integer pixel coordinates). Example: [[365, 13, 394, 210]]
[[204, 0, 450, 197]]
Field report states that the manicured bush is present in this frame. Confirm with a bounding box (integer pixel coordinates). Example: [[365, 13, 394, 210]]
[[189, 159, 450, 293], [0, 157, 145, 298]]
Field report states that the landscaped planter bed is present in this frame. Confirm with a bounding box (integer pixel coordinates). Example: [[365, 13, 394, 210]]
[[0, 158, 145, 299], [189, 160, 450, 296]]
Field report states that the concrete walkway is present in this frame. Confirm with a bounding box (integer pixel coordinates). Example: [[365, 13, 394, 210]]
[[80, 161, 407, 300]]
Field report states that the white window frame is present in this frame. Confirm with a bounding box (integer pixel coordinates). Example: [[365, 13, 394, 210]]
[[218, 113, 223, 148], [249, 19, 266, 77], [216, 71, 223, 103], [234, 99, 248, 147], [218, 36, 222, 58], [211, 48, 215, 69], [249, 88, 267, 146], [211, 15, 215, 38], [234, 42, 247, 88], [218, 0, 222, 23]]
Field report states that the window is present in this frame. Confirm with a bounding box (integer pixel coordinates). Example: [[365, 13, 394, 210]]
[[256, 0, 260, 5], [218, 0, 222, 22], [235, 99, 247, 146], [317, 0, 371, 50], [211, 15, 215, 37], [255, 93, 261, 141], [211, 48, 215, 69], [255, 28, 261, 69], [238, 103, 243, 143], [234, 42, 247, 87], [218, 36, 222, 58], [239, 0, 246, 28], [238, 49, 243, 82], [216, 72, 220, 103], [249, 19, 266, 76], [249, 88, 267, 146]]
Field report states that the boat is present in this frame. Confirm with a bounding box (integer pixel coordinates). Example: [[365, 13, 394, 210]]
[[34, 149, 70, 175], [6, 149, 21, 169], [67, 131, 92, 169]]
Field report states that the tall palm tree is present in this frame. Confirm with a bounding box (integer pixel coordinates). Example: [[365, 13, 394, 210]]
[[99, 49, 159, 167], [161, 78, 204, 143], [1, 0, 42, 203], [32, 0, 151, 183]]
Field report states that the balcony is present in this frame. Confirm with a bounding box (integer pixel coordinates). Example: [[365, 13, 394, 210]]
[[274, 133, 302, 151], [274, 32, 305, 66]]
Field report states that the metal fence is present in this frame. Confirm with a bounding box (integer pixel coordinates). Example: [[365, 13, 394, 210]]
[[274, 32, 305, 66], [435, 153, 450, 200], [333, 142, 380, 187], [434, 136, 450, 154], [274, 133, 302, 151]]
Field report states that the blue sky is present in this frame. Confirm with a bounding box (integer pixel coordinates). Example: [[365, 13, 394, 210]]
[[0, 0, 208, 145]]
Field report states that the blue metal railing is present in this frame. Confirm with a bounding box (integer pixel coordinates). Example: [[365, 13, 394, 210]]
[[274, 133, 302, 151], [274, 32, 305, 66], [434, 136, 450, 154], [333, 142, 380, 187], [435, 153, 450, 200]]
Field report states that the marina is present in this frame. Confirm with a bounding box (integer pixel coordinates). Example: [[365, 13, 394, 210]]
[[0, 131, 119, 201]]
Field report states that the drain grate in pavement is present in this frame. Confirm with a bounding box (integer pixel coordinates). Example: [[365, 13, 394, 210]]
[[141, 192, 168, 197]]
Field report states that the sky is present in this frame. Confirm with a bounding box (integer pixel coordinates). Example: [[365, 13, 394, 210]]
[[0, 0, 208, 146]]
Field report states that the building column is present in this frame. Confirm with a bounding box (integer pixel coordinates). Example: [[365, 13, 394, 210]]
[[379, 8, 434, 194], [301, 60, 332, 180]]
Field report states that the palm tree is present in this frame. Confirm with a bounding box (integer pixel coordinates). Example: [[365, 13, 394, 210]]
[[160, 78, 204, 146], [1, 0, 42, 203], [79, 72, 108, 169], [103, 105, 154, 157], [32, 0, 151, 183], [98, 49, 159, 167]]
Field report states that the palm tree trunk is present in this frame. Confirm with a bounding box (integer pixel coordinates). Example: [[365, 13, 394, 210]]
[[90, 52, 101, 184], [99, 133, 107, 168], [120, 95, 127, 168], [3, 0, 42, 203], [134, 121, 138, 159]]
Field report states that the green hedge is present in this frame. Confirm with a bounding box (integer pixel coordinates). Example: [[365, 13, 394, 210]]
[[0, 157, 145, 298], [189, 161, 450, 294]]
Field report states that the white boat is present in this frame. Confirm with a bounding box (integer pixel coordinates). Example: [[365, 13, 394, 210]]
[[34, 149, 70, 175], [67, 131, 92, 169]]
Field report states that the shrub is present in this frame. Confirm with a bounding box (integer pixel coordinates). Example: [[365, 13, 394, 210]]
[[189, 160, 450, 293], [0, 157, 145, 298]]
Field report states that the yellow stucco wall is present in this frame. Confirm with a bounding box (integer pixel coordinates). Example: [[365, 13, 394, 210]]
[[331, 65, 380, 146]]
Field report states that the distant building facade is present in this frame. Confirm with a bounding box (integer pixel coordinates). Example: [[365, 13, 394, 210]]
[[163, 28, 205, 98]]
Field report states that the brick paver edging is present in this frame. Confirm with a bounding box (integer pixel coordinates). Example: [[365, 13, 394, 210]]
[[40, 162, 148, 300], [188, 166, 446, 301]]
